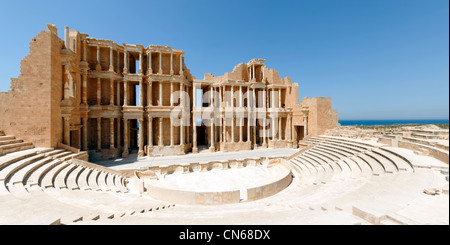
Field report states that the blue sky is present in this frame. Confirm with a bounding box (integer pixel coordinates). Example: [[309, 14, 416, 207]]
[[0, 0, 448, 120]]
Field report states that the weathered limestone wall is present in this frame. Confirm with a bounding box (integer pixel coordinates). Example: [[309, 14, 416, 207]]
[[0, 26, 63, 147], [300, 97, 338, 137]]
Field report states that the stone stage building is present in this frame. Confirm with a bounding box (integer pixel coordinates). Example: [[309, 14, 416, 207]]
[[0, 24, 338, 160]]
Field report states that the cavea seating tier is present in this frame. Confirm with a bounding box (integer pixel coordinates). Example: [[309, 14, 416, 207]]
[[0, 132, 176, 224]]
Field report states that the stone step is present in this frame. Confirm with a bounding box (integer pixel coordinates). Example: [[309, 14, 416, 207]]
[[0, 154, 46, 182], [24, 159, 63, 188], [54, 164, 78, 190], [76, 167, 91, 191], [0, 139, 23, 146], [40, 162, 72, 189], [0, 142, 34, 155], [0, 136, 15, 141]]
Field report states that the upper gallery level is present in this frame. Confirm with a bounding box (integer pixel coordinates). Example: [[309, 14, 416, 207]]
[[64, 27, 193, 80], [201, 58, 293, 86]]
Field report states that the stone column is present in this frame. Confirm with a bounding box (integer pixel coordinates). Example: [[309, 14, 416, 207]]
[[159, 81, 163, 106], [123, 119, 129, 157], [302, 108, 309, 138], [193, 117, 198, 153], [252, 65, 255, 82], [210, 85, 214, 152], [231, 85, 234, 143], [239, 86, 243, 142], [239, 119, 243, 143], [123, 81, 128, 106], [82, 72, 87, 105], [278, 89, 281, 108], [147, 51, 153, 75], [139, 78, 143, 106], [123, 49, 128, 74], [192, 83, 198, 153], [97, 78, 101, 105], [110, 78, 115, 106], [170, 82, 174, 106], [180, 83, 184, 107], [180, 54, 184, 76], [139, 52, 143, 74], [97, 117, 102, 150], [180, 117, 184, 146], [218, 86, 223, 143], [158, 52, 163, 74], [82, 117, 88, 151], [159, 117, 163, 146], [110, 118, 115, 149], [263, 117, 267, 147], [304, 116, 308, 137], [117, 118, 121, 149], [148, 117, 153, 148], [279, 117, 282, 140], [271, 88, 274, 108], [148, 81, 153, 106], [272, 116, 276, 142], [170, 52, 174, 75], [170, 117, 174, 146], [192, 83, 197, 108], [63, 66, 70, 100], [180, 83, 185, 146], [247, 108, 251, 143], [116, 81, 121, 106], [64, 26, 70, 49], [288, 114, 292, 142], [63, 116, 70, 145], [262, 66, 265, 82], [82, 39, 86, 61], [96, 46, 101, 71], [138, 119, 144, 157], [109, 46, 114, 71]]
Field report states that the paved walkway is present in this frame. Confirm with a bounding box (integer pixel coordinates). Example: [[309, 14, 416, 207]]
[[97, 148, 298, 170]]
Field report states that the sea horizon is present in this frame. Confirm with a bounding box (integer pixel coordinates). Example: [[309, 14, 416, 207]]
[[339, 119, 449, 126]]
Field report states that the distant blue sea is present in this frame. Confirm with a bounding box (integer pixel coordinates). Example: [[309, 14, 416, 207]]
[[339, 119, 449, 126]]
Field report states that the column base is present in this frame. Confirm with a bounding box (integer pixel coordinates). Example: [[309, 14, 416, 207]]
[[146, 69, 153, 76], [96, 64, 102, 71], [192, 147, 198, 153], [170, 70, 174, 75], [262, 143, 267, 148], [109, 66, 115, 72], [122, 150, 129, 158], [158, 69, 163, 75], [138, 150, 144, 157], [209, 146, 215, 152]]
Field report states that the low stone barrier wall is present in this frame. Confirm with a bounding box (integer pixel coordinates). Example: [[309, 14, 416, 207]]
[[136, 158, 292, 205], [379, 137, 448, 164], [145, 184, 241, 205], [247, 167, 292, 201]]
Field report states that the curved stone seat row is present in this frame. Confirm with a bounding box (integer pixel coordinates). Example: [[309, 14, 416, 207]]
[[0, 135, 34, 156], [0, 147, 128, 197], [0, 132, 174, 224], [290, 136, 415, 185], [306, 136, 413, 172]]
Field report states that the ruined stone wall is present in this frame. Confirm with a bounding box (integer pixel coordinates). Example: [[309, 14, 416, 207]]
[[300, 97, 338, 137], [0, 27, 64, 147]]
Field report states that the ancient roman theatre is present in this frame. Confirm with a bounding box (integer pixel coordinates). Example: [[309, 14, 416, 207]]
[[0, 25, 448, 225]]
